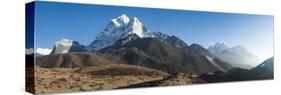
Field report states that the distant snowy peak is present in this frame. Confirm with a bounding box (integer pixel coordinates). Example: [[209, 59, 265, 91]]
[[207, 42, 261, 69], [51, 39, 86, 54], [36, 48, 52, 55], [26, 48, 52, 57], [208, 42, 228, 53], [88, 14, 149, 51], [208, 42, 257, 58], [208, 42, 251, 55], [229, 45, 250, 55], [52, 39, 75, 54]]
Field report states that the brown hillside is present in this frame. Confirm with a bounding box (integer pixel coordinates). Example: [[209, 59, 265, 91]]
[[36, 52, 120, 68]]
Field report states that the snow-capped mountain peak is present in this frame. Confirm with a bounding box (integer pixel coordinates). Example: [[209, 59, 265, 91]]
[[88, 14, 149, 51], [36, 48, 52, 55], [51, 38, 86, 54], [230, 45, 247, 53], [207, 43, 261, 69], [131, 17, 142, 25], [111, 14, 130, 27], [126, 17, 148, 37], [214, 42, 227, 48], [52, 39, 75, 54], [208, 42, 228, 53], [55, 39, 73, 46]]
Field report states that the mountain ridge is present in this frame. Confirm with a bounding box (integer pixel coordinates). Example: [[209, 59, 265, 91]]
[[199, 57, 273, 82], [98, 37, 232, 74], [41, 14, 234, 75], [50, 14, 189, 54]]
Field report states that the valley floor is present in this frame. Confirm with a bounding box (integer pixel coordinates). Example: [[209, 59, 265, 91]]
[[33, 67, 163, 94], [29, 65, 204, 94]]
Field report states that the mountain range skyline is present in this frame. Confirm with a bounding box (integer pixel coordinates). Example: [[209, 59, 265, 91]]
[[26, 2, 274, 94], [33, 1, 273, 61], [32, 14, 268, 68], [34, 13, 272, 61]]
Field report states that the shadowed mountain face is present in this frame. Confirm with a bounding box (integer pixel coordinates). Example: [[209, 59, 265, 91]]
[[37, 36, 232, 75], [99, 37, 232, 74], [199, 57, 274, 82], [250, 57, 273, 79]]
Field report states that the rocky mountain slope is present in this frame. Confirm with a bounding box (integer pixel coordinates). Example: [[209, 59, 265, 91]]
[[199, 57, 273, 83], [99, 37, 232, 74], [36, 52, 120, 68]]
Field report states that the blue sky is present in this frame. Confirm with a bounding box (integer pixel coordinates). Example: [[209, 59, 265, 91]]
[[34, 1, 273, 61]]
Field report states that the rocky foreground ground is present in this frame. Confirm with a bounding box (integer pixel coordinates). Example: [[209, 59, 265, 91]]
[[27, 63, 205, 94]]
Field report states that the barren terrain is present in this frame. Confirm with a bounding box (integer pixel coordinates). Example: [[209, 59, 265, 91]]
[[33, 64, 169, 94]]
